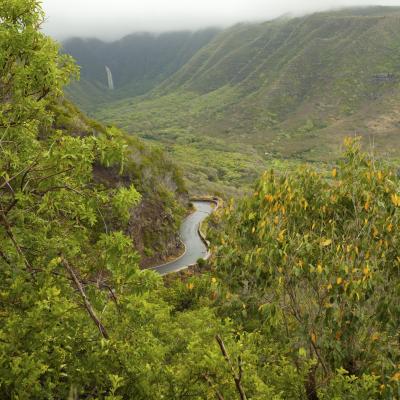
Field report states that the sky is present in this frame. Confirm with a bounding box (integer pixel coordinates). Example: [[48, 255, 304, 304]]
[[42, 0, 400, 41]]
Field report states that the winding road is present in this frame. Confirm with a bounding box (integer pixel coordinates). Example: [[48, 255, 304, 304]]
[[151, 200, 215, 275]]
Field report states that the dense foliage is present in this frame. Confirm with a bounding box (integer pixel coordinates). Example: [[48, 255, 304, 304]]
[[211, 139, 400, 398], [0, 2, 233, 398], [2, 1, 400, 399]]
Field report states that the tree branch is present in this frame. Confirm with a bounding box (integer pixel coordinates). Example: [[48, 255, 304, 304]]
[[62, 258, 109, 340], [202, 374, 225, 400], [0, 209, 33, 271], [0, 248, 11, 265], [215, 335, 247, 400]]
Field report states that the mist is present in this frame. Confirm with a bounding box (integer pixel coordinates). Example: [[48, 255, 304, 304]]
[[42, 0, 400, 40]]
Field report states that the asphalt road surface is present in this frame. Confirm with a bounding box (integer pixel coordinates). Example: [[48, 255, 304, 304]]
[[151, 201, 214, 275]]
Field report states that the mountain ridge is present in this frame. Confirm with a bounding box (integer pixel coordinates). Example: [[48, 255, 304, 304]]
[[63, 28, 220, 109], [66, 6, 400, 194]]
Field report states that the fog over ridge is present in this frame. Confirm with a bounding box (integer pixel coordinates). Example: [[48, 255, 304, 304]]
[[42, 0, 400, 40]]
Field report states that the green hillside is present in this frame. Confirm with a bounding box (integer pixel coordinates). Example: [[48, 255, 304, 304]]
[[2, 2, 400, 398], [63, 29, 219, 110], [51, 100, 188, 267], [87, 7, 400, 194]]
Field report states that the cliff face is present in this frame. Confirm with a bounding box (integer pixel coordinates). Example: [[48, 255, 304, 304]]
[[51, 100, 188, 267]]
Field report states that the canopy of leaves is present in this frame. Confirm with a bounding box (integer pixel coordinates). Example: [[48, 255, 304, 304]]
[[212, 139, 400, 398]]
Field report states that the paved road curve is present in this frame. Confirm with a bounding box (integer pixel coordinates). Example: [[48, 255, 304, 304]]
[[151, 201, 215, 275]]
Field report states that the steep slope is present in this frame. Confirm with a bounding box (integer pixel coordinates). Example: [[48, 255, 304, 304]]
[[63, 29, 219, 110], [95, 7, 400, 167], [51, 100, 188, 267]]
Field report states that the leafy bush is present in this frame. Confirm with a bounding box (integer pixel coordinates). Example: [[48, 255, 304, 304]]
[[213, 138, 400, 398]]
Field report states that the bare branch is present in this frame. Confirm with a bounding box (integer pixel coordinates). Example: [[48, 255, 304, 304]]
[[62, 258, 109, 340], [215, 335, 247, 400]]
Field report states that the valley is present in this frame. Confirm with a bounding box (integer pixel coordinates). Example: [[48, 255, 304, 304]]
[[66, 6, 400, 196]]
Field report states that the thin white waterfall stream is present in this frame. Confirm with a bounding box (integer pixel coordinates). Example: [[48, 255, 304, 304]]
[[105, 65, 114, 90]]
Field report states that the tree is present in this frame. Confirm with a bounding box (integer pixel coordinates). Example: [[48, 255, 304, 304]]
[[213, 139, 400, 398], [0, 2, 279, 398]]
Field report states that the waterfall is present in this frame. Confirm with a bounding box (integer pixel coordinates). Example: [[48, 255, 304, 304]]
[[105, 65, 114, 90]]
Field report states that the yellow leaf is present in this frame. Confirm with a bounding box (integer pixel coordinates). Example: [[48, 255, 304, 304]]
[[311, 332, 317, 344], [344, 137, 353, 147], [187, 283, 194, 290], [317, 264, 323, 274], [371, 333, 380, 341], [274, 216, 279, 225], [363, 266, 370, 276], [265, 194, 274, 203], [332, 168, 337, 178], [321, 239, 332, 247], [387, 223, 393, 233], [336, 277, 343, 285], [211, 277, 217, 284], [391, 193, 400, 207], [391, 371, 400, 382]]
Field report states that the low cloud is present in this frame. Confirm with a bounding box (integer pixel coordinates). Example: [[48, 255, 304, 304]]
[[42, 0, 400, 40]]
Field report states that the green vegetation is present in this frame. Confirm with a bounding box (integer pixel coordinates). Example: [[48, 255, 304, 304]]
[[50, 99, 188, 267], [94, 90, 310, 196], [63, 29, 220, 110], [2, 1, 400, 399], [210, 139, 400, 398], [69, 7, 400, 194]]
